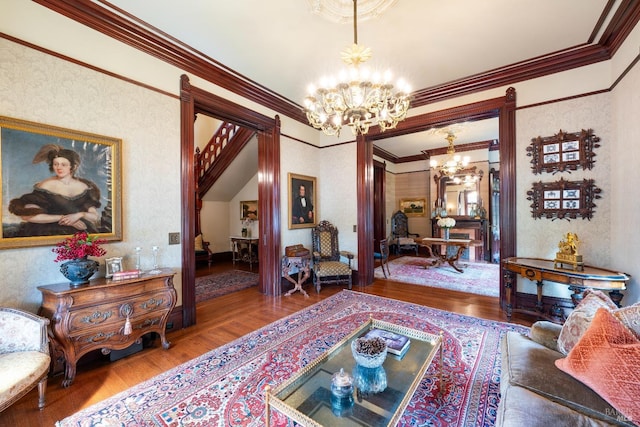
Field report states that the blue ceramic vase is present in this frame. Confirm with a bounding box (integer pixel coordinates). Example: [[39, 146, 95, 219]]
[[60, 257, 99, 286]]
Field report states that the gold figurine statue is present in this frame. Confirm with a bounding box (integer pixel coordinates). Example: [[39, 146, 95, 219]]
[[554, 232, 584, 271]]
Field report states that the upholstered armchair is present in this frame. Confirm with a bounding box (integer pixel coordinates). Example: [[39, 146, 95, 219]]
[[390, 210, 419, 255], [0, 307, 51, 412], [311, 220, 354, 293]]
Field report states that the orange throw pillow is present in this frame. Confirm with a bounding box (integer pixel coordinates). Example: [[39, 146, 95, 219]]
[[555, 308, 640, 424], [557, 289, 618, 355]]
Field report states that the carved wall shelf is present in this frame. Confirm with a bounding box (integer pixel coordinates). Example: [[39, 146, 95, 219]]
[[526, 129, 600, 174], [527, 178, 601, 220]]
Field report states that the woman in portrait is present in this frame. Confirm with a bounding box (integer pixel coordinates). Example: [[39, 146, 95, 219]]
[[8, 144, 101, 236]]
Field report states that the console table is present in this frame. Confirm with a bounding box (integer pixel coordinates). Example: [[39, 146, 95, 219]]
[[38, 269, 176, 387], [502, 257, 630, 322], [230, 236, 259, 270], [420, 237, 480, 273], [431, 217, 489, 261]]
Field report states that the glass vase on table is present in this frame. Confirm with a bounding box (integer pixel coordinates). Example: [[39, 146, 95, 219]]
[[442, 228, 450, 240], [149, 246, 161, 274]]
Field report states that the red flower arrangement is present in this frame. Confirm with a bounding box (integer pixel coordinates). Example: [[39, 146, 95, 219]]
[[52, 231, 107, 262]]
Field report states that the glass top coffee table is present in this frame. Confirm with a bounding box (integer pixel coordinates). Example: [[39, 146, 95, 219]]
[[265, 318, 443, 426]]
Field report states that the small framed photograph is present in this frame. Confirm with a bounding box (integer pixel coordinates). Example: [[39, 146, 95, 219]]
[[105, 256, 123, 278], [240, 200, 258, 220]]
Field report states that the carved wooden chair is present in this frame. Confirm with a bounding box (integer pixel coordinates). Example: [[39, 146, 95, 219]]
[[0, 307, 51, 412], [311, 220, 354, 293], [374, 238, 391, 278], [390, 210, 419, 255]]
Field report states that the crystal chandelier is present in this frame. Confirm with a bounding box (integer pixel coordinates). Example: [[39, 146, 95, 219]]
[[303, 0, 411, 136], [430, 132, 470, 178]]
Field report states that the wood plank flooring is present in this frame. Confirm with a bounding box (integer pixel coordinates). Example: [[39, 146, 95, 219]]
[[0, 259, 532, 426]]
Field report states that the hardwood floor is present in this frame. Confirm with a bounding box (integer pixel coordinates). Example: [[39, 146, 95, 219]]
[[0, 259, 532, 426]]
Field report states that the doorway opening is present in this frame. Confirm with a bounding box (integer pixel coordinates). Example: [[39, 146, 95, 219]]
[[180, 75, 282, 327]]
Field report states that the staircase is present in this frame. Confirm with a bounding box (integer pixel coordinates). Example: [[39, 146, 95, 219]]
[[195, 121, 256, 198]]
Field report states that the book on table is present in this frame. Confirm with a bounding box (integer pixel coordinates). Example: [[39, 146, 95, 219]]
[[362, 328, 410, 356], [111, 269, 141, 280]]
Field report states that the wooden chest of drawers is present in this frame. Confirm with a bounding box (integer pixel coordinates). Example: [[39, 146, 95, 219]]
[[38, 269, 177, 387]]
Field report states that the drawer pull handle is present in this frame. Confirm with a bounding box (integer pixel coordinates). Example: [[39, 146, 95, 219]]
[[82, 311, 113, 325], [124, 316, 132, 335]]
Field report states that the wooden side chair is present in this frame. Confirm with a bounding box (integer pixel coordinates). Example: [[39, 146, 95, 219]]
[[374, 238, 391, 278], [311, 220, 354, 293]]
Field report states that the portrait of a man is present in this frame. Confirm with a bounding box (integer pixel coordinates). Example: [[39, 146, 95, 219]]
[[288, 173, 317, 229]]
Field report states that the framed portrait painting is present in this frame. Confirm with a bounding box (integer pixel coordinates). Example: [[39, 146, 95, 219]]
[[0, 116, 123, 249], [288, 173, 317, 229]]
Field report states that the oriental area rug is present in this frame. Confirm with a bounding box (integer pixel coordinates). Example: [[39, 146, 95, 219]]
[[375, 256, 500, 297], [56, 290, 528, 427], [195, 270, 259, 302]]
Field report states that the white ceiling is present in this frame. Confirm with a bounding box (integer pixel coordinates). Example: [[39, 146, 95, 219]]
[[100, 0, 614, 156]]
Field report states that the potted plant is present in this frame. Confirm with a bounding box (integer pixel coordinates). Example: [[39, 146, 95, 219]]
[[52, 231, 107, 286]]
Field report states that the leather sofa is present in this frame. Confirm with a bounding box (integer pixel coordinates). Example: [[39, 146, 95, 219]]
[[497, 321, 635, 426]]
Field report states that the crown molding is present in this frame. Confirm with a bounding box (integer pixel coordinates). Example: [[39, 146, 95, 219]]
[[34, 1, 640, 126]]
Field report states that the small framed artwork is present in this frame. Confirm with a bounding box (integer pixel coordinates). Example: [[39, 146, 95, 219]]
[[288, 173, 317, 229], [0, 115, 123, 249], [105, 256, 123, 278], [527, 178, 601, 220], [240, 200, 258, 220], [526, 129, 600, 174], [399, 198, 426, 217]]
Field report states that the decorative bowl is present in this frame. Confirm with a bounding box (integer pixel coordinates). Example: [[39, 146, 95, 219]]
[[351, 337, 387, 368]]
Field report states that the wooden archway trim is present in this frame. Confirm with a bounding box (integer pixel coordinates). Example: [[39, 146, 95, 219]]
[[358, 88, 517, 311], [180, 75, 281, 327]]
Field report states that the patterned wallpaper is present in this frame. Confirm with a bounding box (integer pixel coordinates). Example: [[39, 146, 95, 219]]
[[0, 39, 182, 310], [516, 93, 612, 297]]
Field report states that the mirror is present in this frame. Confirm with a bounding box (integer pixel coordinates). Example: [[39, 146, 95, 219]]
[[434, 167, 485, 217]]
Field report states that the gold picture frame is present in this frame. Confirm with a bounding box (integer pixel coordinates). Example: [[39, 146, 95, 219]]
[[288, 173, 317, 229], [399, 198, 426, 217], [240, 200, 258, 220], [0, 115, 123, 249]]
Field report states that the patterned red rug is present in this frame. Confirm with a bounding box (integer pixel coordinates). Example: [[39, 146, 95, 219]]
[[56, 291, 528, 427], [375, 256, 500, 297], [195, 270, 259, 303]]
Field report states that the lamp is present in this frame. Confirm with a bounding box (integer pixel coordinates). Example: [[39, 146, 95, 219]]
[[430, 132, 470, 178], [303, 0, 411, 136]]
